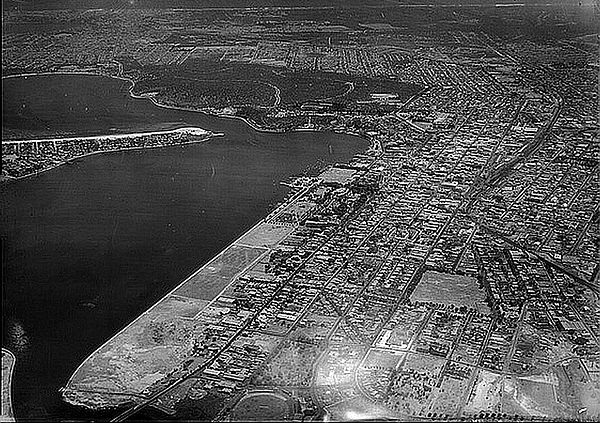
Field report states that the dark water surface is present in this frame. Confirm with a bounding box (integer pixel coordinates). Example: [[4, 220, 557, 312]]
[[1, 74, 366, 420], [3, 74, 221, 140]]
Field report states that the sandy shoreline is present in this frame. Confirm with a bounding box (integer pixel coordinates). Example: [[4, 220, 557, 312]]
[[1, 348, 16, 423], [2, 127, 218, 145], [2, 134, 219, 182]]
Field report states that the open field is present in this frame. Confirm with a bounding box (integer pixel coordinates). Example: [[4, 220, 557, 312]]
[[231, 390, 291, 421], [362, 348, 404, 369], [465, 359, 600, 420], [319, 167, 358, 185], [316, 346, 366, 387], [464, 370, 504, 415], [253, 339, 321, 388], [236, 223, 294, 249], [174, 245, 266, 301], [430, 372, 474, 418], [62, 294, 210, 408], [411, 271, 490, 314]]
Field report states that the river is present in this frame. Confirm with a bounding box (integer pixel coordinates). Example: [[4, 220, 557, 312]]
[[1, 74, 367, 420]]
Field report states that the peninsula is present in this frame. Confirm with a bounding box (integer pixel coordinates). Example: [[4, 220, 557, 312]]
[[2, 125, 219, 180]]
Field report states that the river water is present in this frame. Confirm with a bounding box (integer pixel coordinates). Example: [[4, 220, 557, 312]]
[[1, 74, 367, 420]]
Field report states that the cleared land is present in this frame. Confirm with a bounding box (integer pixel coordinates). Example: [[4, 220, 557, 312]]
[[319, 167, 358, 185], [63, 295, 208, 408], [464, 360, 600, 420], [362, 349, 404, 370], [63, 241, 267, 409], [464, 370, 504, 415], [253, 339, 321, 387], [174, 245, 266, 300], [236, 223, 294, 249], [410, 271, 489, 314]]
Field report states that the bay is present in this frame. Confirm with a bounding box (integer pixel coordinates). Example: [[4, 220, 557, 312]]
[[1, 74, 367, 420]]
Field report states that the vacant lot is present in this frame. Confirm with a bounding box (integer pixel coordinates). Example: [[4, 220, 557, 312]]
[[174, 244, 266, 300], [411, 271, 489, 314]]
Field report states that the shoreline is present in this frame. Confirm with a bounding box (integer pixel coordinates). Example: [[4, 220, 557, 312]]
[[2, 70, 302, 135], [2, 133, 220, 182], [1, 127, 218, 145], [1, 348, 16, 423], [2, 70, 372, 182], [61, 179, 317, 411], [2, 70, 371, 144], [2, 70, 375, 416]]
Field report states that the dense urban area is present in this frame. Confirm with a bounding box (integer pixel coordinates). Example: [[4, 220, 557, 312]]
[[2, 0, 599, 421]]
